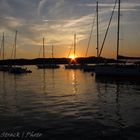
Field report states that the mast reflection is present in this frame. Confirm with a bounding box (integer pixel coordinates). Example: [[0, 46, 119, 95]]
[[43, 69, 46, 93], [1, 73, 6, 108], [95, 76, 124, 129], [51, 69, 55, 89], [42, 69, 55, 94]]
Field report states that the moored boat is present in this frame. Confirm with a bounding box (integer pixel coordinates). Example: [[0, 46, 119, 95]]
[[0, 33, 12, 72], [94, 0, 140, 77], [83, 64, 95, 72], [9, 66, 32, 74], [0, 65, 12, 72], [8, 31, 32, 74], [37, 63, 60, 69], [65, 63, 82, 69], [65, 34, 82, 69], [95, 64, 140, 76], [37, 39, 60, 69]]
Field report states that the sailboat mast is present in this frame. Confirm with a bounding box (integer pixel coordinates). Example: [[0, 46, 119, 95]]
[[96, 1, 99, 57], [52, 44, 54, 59], [2, 32, 4, 60], [43, 38, 45, 59], [14, 30, 17, 60], [74, 34, 76, 58], [117, 0, 121, 60]]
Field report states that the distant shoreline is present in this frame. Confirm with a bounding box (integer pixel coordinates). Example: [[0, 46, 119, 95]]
[[0, 57, 119, 66]]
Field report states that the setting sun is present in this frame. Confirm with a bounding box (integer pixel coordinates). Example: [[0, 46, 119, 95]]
[[68, 55, 77, 60]]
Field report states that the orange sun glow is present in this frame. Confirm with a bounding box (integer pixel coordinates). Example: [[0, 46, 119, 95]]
[[69, 55, 77, 60]]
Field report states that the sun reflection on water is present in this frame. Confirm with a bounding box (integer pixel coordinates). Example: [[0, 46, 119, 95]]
[[71, 70, 78, 95]]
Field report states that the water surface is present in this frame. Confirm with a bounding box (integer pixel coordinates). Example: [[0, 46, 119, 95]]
[[0, 66, 140, 139]]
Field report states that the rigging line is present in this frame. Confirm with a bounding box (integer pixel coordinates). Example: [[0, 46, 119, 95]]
[[38, 45, 42, 58], [85, 15, 96, 57], [67, 43, 73, 58], [52, 44, 54, 59], [11, 31, 17, 59], [14, 30, 17, 60], [43, 38, 45, 59], [98, 0, 117, 57], [74, 34, 76, 58], [11, 44, 14, 59], [0, 36, 3, 59], [2, 33, 4, 60]]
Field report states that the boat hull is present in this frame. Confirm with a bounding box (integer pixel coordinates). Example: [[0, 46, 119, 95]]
[[65, 64, 82, 69], [95, 64, 140, 77], [83, 64, 95, 72], [9, 67, 32, 74], [0, 66, 12, 72], [37, 64, 60, 69]]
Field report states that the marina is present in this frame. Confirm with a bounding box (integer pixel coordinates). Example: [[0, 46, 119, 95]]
[[0, 0, 140, 139]]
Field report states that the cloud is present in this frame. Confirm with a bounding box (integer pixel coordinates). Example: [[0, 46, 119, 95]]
[[79, 1, 140, 12], [38, 0, 47, 16], [0, 0, 139, 58]]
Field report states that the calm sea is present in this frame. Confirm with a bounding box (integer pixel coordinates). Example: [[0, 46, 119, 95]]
[[0, 65, 140, 139]]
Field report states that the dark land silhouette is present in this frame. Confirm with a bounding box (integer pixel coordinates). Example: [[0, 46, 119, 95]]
[[0, 56, 123, 66]]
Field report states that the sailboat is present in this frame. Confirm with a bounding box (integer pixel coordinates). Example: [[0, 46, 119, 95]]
[[37, 38, 60, 69], [94, 0, 140, 77], [65, 34, 82, 69], [0, 32, 12, 72], [9, 31, 32, 74], [83, 2, 99, 72]]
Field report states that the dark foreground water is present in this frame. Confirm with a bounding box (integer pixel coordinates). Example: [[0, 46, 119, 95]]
[[0, 66, 140, 139]]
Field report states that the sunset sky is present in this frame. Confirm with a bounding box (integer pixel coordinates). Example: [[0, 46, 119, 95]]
[[0, 0, 140, 59]]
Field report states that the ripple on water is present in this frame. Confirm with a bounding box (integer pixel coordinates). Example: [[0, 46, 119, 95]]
[[0, 67, 140, 139]]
